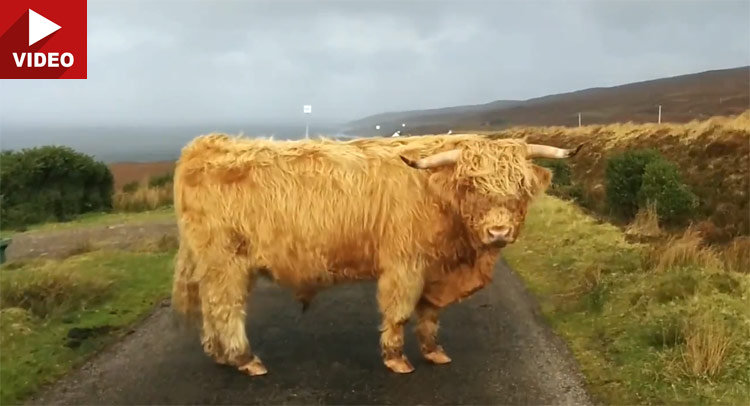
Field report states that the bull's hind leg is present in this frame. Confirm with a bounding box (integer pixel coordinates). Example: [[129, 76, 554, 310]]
[[414, 299, 451, 364], [376, 266, 424, 374], [199, 258, 267, 376]]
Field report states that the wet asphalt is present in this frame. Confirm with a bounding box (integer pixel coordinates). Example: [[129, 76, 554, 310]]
[[30, 259, 591, 405]]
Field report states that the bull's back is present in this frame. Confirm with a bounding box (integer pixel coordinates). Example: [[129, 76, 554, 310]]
[[173, 135, 431, 280]]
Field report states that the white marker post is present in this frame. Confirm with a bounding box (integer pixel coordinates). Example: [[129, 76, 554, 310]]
[[303, 105, 312, 138], [658, 105, 662, 124], [578, 113, 581, 128]]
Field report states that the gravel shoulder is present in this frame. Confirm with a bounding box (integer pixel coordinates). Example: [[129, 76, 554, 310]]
[[5, 221, 177, 261]]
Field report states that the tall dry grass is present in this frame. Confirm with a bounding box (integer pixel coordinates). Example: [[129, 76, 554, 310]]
[[722, 237, 750, 274], [681, 313, 733, 379], [647, 228, 723, 273], [645, 228, 748, 382], [113, 185, 172, 212], [625, 202, 663, 240]]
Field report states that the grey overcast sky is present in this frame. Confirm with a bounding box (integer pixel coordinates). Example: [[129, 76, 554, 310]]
[[1, 0, 749, 126]]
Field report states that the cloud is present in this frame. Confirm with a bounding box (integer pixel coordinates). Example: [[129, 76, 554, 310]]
[[1, 0, 747, 127]]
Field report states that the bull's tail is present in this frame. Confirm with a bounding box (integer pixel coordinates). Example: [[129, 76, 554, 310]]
[[171, 242, 202, 326]]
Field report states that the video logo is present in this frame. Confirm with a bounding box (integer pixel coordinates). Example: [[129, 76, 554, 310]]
[[0, 0, 87, 79]]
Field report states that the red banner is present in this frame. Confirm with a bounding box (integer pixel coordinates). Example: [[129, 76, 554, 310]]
[[0, 0, 87, 79]]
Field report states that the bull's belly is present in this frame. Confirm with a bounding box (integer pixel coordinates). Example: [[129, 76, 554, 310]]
[[261, 264, 380, 288], [259, 264, 380, 309]]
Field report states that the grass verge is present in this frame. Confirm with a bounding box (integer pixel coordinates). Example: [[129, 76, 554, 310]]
[[0, 248, 175, 404], [0, 207, 175, 239], [503, 195, 750, 405]]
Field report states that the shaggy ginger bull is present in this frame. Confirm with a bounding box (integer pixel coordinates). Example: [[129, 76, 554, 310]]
[[171, 133, 580, 375]]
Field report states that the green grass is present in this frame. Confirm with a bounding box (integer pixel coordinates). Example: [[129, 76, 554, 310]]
[[0, 207, 175, 239], [503, 195, 750, 405], [0, 249, 175, 404]]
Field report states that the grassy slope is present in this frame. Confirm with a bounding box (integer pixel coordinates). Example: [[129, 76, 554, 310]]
[[491, 111, 750, 240], [503, 195, 750, 404], [0, 249, 175, 404]]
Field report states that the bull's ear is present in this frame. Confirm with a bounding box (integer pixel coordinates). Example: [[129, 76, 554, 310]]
[[530, 164, 553, 195]]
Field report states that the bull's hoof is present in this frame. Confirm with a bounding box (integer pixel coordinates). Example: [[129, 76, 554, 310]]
[[384, 356, 415, 374], [238, 355, 268, 376], [423, 347, 452, 364]]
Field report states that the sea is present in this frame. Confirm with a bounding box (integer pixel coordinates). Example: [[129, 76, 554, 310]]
[[0, 123, 358, 163]]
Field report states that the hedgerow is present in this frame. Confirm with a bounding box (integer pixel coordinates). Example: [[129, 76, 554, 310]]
[[0, 146, 113, 229]]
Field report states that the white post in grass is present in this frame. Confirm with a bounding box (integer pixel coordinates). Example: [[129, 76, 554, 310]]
[[658, 105, 662, 124], [578, 112, 581, 127], [303, 105, 312, 138]]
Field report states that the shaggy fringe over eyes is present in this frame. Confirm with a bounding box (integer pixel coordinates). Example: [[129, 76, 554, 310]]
[[453, 139, 537, 198]]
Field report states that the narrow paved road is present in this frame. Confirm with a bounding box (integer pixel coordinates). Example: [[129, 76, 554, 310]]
[[30, 259, 591, 405]]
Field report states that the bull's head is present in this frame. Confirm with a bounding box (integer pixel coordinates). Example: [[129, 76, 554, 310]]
[[401, 141, 582, 248]]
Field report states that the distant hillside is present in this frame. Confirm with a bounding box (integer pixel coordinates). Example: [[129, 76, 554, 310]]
[[347, 100, 521, 131], [346, 66, 749, 135]]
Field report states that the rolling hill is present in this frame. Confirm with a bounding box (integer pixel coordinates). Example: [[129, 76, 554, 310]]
[[345, 66, 749, 135]]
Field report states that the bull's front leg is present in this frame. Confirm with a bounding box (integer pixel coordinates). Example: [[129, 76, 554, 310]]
[[376, 265, 424, 374], [414, 299, 452, 364], [198, 257, 267, 377]]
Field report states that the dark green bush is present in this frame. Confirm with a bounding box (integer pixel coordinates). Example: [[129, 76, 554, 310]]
[[605, 148, 697, 224], [535, 159, 572, 187], [639, 160, 697, 225], [605, 149, 663, 219], [147, 172, 173, 188], [122, 181, 140, 193], [534, 158, 589, 206], [0, 146, 113, 229]]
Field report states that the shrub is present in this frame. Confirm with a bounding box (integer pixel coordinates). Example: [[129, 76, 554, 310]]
[[639, 160, 697, 225], [605, 149, 662, 219], [534, 158, 587, 204], [0, 146, 113, 229], [535, 159, 571, 187], [148, 172, 173, 188], [122, 181, 140, 193]]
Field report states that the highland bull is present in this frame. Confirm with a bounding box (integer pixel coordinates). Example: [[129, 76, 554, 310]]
[[171, 133, 580, 376]]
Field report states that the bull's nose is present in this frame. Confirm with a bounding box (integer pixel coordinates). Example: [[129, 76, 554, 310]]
[[487, 226, 511, 241]]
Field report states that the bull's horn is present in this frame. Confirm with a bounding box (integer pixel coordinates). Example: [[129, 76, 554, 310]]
[[527, 143, 584, 159], [400, 149, 461, 169]]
